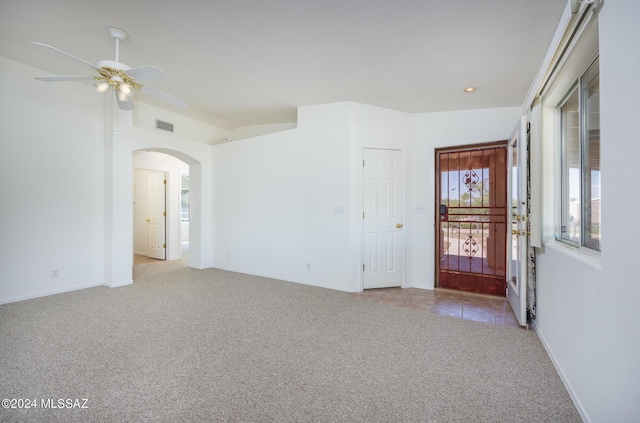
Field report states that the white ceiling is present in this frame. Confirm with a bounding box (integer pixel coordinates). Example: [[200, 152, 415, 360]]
[[0, 0, 566, 128]]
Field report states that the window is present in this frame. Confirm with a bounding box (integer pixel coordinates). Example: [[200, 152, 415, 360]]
[[559, 57, 600, 250]]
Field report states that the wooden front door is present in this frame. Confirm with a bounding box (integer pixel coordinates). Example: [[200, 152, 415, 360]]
[[436, 143, 508, 296]]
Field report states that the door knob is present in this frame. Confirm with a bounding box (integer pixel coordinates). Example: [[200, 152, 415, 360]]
[[145, 218, 151, 223], [396, 223, 403, 228]]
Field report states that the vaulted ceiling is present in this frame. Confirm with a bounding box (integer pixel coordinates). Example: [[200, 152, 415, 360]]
[[0, 0, 566, 128]]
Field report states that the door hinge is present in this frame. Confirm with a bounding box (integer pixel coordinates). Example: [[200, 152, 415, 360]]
[[163, 243, 166, 248], [363, 212, 365, 219], [163, 180, 167, 184], [363, 160, 365, 167], [526, 122, 531, 134], [163, 211, 166, 217], [363, 264, 365, 271]]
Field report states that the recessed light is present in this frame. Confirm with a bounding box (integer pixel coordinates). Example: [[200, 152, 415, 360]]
[[464, 87, 476, 93]]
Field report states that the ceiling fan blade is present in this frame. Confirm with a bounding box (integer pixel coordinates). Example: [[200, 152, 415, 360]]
[[140, 84, 188, 109], [32, 42, 102, 72], [126, 65, 166, 81], [34, 75, 96, 82]]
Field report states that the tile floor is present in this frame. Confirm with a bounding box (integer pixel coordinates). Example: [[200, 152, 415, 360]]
[[350, 287, 522, 327]]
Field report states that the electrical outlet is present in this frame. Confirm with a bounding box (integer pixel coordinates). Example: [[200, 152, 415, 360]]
[[51, 269, 60, 278], [306, 263, 311, 270]]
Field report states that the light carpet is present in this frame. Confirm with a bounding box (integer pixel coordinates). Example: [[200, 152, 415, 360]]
[[0, 260, 580, 422]]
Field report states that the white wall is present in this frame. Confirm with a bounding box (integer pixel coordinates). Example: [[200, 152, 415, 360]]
[[212, 103, 354, 291], [0, 56, 105, 303], [228, 122, 298, 141], [532, 1, 640, 422]]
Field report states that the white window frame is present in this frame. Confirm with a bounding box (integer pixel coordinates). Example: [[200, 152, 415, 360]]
[[557, 55, 600, 252]]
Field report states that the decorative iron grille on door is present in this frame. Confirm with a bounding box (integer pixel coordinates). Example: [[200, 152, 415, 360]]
[[436, 143, 508, 296]]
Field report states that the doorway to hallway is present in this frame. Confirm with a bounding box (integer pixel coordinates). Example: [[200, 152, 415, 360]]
[[132, 151, 190, 270], [435, 142, 508, 296]]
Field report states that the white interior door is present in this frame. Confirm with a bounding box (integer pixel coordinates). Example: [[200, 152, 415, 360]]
[[147, 172, 166, 260], [507, 117, 529, 326], [363, 148, 403, 289]]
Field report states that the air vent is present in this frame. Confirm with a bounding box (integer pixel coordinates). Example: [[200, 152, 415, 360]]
[[156, 119, 174, 133]]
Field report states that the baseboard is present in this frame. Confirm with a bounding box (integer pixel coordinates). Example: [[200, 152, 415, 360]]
[[213, 265, 357, 293], [0, 282, 103, 305], [531, 320, 590, 423], [103, 279, 133, 288]]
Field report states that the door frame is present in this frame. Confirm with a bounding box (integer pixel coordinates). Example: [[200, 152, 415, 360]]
[[360, 147, 406, 291], [434, 140, 508, 293]]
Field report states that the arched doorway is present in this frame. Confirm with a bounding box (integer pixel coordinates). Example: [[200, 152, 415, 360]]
[[104, 140, 212, 288]]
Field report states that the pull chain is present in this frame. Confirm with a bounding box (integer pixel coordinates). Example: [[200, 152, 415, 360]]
[[111, 91, 118, 148]]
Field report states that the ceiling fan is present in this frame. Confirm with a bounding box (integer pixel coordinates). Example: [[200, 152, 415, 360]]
[[33, 26, 187, 111]]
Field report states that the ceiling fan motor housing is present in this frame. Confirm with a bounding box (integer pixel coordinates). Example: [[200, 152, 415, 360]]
[[98, 60, 130, 71]]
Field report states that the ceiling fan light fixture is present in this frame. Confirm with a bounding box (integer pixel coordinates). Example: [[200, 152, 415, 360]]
[[96, 81, 110, 92], [118, 90, 131, 101], [464, 87, 476, 93], [119, 83, 132, 95]]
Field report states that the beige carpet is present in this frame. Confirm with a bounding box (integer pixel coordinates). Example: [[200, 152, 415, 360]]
[[0, 260, 580, 422]]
